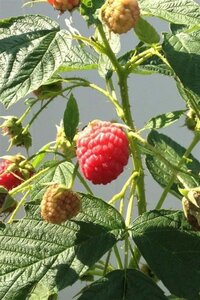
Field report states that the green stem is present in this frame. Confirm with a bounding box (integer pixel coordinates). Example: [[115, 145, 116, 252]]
[[85, 270, 104, 277], [127, 45, 162, 72], [62, 78, 124, 119], [26, 98, 54, 129], [156, 132, 200, 209], [103, 249, 112, 276], [17, 105, 33, 124], [113, 244, 123, 269], [97, 24, 123, 74], [97, 24, 147, 215], [119, 198, 124, 215], [98, 259, 115, 273], [125, 180, 137, 227], [72, 34, 104, 54], [8, 190, 30, 224], [128, 241, 139, 269], [77, 171, 93, 195], [119, 73, 147, 215], [124, 234, 129, 270], [68, 162, 79, 190], [9, 162, 62, 196], [109, 171, 138, 205], [129, 246, 141, 269]]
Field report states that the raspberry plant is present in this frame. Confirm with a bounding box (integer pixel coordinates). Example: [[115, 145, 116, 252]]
[[0, 0, 200, 299]]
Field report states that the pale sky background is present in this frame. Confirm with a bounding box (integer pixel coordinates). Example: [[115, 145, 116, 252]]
[[0, 1, 199, 299]]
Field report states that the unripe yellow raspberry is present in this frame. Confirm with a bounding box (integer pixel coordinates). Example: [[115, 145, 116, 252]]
[[100, 0, 140, 34], [41, 183, 81, 224]]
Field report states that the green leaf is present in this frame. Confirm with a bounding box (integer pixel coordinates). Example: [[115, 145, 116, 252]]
[[77, 269, 167, 299], [31, 143, 53, 169], [80, 0, 104, 26], [176, 83, 200, 119], [162, 31, 200, 115], [144, 110, 186, 130], [28, 283, 58, 300], [0, 15, 72, 108], [170, 23, 188, 35], [63, 94, 79, 142], [31, 160, 75, 202], [134, 17, 160, 44], [132, 209, 200, 299], [139, 0, 200, 26], [0, 194, 125, 299], [137, 55, 173, 76], [57, 45, 98, 72], [145, 131, 200, 198]]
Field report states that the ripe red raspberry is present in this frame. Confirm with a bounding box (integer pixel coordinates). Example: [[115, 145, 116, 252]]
[[76, 120, 129, 185], [0, 155, 34, 190], [100, 0, 140, 34], [41, 183, 81, 224], [47, 0, 80, 13]]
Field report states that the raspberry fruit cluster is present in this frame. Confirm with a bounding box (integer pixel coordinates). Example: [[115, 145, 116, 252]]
[[76, 120, 129, 185], [48, 0, 80, 13], [100, 0, 140, 34], [41, 183, 81, 224]]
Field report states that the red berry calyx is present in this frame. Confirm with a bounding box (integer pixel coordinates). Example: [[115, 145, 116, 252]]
[[0, 154, 34, 191], [76, 120, 129, 185]]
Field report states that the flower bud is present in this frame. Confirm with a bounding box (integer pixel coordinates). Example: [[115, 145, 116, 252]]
[[55, 123, 76, 160]]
